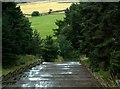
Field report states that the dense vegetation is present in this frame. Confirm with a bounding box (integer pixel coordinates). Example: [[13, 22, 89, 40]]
[[31, 11, 40, 16], [54, 2, 120, 78], [2, 2, 120, 84], [2, 2, 59, 68], [2, 2, 41, 68], [41, 36, 59, 62]]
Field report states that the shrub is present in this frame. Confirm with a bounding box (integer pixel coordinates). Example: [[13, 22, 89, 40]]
[[41, 36, 59, 62], [110, 51, 120, 76], [48, 9, 52, 14], [31, 11, 40, 16]]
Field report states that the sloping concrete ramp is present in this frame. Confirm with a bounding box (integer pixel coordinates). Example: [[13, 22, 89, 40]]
[[4, 62, 101, 89]]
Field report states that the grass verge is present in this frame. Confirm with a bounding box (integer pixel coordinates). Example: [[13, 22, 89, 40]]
[[1, 55, 39, 76], [81, 56, 119, 87]]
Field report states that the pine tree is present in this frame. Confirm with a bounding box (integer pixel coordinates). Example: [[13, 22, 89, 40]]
[[2, 2, 34, 67], [54, 2, 120, 75], [41, 36, 59, 62]]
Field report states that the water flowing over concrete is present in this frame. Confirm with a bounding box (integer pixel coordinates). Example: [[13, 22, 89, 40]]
[[4, 62, 101, 88]]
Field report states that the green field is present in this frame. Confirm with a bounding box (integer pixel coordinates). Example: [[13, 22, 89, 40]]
[[29, 14, 65, 38]]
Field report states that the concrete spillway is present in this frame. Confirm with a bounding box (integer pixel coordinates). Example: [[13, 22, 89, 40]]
[[3, 62, 101, 88]]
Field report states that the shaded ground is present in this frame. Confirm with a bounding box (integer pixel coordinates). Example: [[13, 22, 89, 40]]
[[3, 62, 101, 88]]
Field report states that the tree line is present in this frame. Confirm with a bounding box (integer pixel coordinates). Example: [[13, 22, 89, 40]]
[[2, 2, 58, 68], [54, 2, 120, 77]]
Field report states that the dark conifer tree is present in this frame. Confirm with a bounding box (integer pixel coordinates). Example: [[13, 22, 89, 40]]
[[54, 2, 120, 75], [2, 2, 41, 67]]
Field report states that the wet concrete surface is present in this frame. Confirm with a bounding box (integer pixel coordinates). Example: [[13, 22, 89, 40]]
[[3, 62, 101, 88]]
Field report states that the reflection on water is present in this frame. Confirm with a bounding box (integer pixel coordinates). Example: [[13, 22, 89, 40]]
[[28, 77, 50, 81], [10, 62, 95, 88], [68, 62, 81, 65], [42, 62, 81, 65], [63, 65, 71, 68], [22, 83, 31, 87], [62, 67, 70, 69], [38, 81, 53, 87], [61, 71, 73, 74], [42, 62, 53, 65], [20, 62, 80, 87]]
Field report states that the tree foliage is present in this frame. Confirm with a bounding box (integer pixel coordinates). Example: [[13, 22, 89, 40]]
[[2, 2, 41, 68], [54, 2, 120, 75], [57, 35, 73, 58], [41, 36, 59, 62], [31, 11, 40, 16]]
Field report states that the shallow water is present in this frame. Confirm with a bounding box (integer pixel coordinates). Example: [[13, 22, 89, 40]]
[[5, 62, 100, 88]]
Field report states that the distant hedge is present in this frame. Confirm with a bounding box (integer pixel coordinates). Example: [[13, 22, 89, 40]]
[[31, 11, 40, 16]]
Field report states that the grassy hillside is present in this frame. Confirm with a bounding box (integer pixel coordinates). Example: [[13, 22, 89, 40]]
[[29, 14, 65, 38], [18, 2, 70, 38]]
